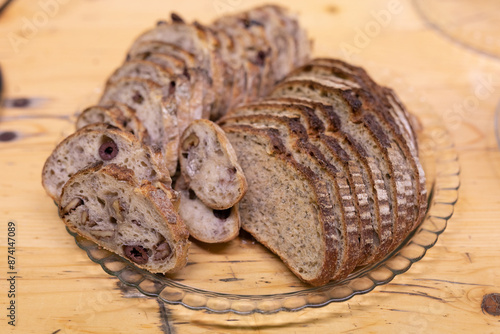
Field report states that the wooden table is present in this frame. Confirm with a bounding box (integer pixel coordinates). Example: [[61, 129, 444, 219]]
[[1, 0, 499, 332]]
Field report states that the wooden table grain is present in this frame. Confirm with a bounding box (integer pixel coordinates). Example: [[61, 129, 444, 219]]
[[1, 0, 499, 333]]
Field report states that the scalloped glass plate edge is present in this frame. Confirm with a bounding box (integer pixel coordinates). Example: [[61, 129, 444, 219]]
[[68, 113, 460, 315]]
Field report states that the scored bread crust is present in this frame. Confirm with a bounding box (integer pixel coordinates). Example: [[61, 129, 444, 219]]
[[305, 59, 426, 235], [179, 119, 247, 210], [174, 175, 240, 243], [59, 163, 189, 273], [222, 124, 342, 286], [41, 123, 172, 202], [270, 79, 412, 259]]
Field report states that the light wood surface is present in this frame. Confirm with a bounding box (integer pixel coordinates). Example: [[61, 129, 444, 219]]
[[1, 0, 500, 333]]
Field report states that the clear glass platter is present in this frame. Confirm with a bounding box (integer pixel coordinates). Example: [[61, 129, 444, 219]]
[[414, 0, 500, 59], [68, 112, 460, 315]]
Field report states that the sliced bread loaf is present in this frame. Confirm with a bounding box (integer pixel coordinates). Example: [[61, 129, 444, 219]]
[[75, 104, 147, 143]]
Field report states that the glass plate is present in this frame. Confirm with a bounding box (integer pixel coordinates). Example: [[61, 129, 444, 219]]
[[414, 0, 500, 59], [68, 112, 460, 315]]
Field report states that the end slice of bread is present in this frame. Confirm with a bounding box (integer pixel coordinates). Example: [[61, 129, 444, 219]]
[[179, 119, 247, 210], [59, 163, 189, 273]]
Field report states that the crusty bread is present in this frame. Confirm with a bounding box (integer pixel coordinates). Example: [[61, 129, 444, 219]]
[[175, 175, 240, 243], [179, 119, 247, 210], [220, 58, 426, 285], [59, 163, 189, 273], [270, 79, 413, 259], [42, 124, 171, 202]]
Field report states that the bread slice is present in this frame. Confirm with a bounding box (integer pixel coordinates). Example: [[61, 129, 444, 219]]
[[98, 77, 179, 174], [221, 124, 341, 286], [59, 163, 189, 274], [42, 124, 172, 202], [175, 175, 240, 243], [75, 104, 147, 143], [219, 114, 362, 277], [179, 119, 247, 210]]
